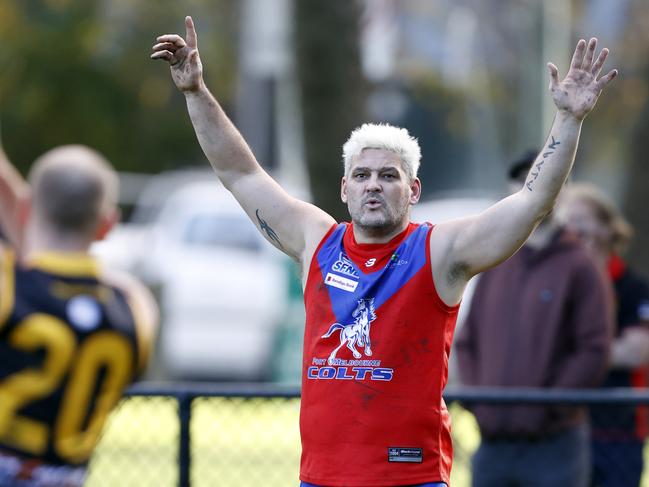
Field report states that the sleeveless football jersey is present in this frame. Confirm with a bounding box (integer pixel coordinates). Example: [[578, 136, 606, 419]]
[[300, 222, 459, 487], [0, 249, 151, 468]]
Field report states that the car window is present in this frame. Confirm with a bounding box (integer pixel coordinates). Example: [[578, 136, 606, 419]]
[[182, 214, 262, 252]]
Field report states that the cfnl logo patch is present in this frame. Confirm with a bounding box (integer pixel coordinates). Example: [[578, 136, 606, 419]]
[[325, 273, 358, 292], [331, 252, 359, 279]]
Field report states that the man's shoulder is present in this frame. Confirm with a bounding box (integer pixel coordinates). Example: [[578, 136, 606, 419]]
[[100, 269, 158, 322], [100, 268, 159, 373], [0, 243, 16, 326]]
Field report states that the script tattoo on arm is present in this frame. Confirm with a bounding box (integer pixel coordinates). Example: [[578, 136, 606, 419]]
[[526, 136, 561, 192], [255, 209, 284, 250]]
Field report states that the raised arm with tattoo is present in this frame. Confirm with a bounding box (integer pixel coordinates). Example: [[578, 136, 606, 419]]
[[431, 38, 617, 306], [151, 17, 334, 267]]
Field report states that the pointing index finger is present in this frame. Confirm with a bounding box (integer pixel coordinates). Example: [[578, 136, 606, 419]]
[[185, 16, 198, 49]]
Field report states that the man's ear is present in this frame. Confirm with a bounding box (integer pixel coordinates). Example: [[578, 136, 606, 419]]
[[341, 176, 348, 204], [409, 178, 422, 205], [95, 207, 120, 241]]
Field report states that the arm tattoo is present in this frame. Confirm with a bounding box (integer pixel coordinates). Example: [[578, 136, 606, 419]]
[[526, 136, 561, 192], [256, 209, 284, 250]]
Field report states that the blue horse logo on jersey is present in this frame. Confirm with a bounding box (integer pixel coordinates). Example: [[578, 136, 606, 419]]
[[321, 298, 377, 365]]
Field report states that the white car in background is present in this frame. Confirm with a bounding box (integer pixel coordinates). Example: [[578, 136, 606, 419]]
[[93, 172, 289, 381], [411, 193, 496, 385], [411, 193, 495, 225]]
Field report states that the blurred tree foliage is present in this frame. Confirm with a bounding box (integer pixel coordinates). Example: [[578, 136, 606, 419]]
[[397, 76, 471, 196], [619, 0, 649, 275], [0, 0, 238, 175], [570, 0, 649, 276]]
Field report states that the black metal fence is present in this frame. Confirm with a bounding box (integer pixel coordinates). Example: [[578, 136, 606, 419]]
[[85, 385, 649, 487]]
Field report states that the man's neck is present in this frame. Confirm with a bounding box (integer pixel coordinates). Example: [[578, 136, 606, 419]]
[[24, 222, 92, 257], [352, 219, 410, 244]]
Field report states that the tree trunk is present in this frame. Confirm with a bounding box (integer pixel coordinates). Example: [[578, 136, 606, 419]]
[[295, 0, 367, 220], [625, 105, 649, 277]]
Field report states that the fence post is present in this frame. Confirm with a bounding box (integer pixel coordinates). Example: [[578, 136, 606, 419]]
[[178, 394, 192, 487]]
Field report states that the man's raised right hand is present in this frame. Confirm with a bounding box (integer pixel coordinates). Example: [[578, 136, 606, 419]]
[[151, 16, 203, 93]]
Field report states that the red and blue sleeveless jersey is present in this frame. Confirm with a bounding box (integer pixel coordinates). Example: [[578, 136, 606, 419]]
[[300, 222, 459, 487]]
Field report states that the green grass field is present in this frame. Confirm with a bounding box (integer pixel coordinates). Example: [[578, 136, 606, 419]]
[[86, 396, 649, 486]]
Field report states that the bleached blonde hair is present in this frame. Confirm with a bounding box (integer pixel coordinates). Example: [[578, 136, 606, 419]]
[[342, 123, 421, 180]]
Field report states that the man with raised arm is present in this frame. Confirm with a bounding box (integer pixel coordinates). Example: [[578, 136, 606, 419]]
[[152, 16, 617, 487]]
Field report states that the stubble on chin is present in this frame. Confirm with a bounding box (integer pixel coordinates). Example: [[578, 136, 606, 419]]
[[353, 206, 401, 234]]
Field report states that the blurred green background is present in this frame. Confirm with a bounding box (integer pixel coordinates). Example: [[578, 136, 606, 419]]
[[2, 0, 649, 252]]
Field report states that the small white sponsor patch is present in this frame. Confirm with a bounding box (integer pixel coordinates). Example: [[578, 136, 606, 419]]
[[325, 272, 358, 292]]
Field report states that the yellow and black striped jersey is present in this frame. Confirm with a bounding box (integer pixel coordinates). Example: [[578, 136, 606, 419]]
[[0, 247, 156, 467]]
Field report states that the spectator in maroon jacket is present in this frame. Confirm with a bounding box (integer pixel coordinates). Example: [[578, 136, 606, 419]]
[[558, 183, 649, 487], [455, 152, 613, 487]]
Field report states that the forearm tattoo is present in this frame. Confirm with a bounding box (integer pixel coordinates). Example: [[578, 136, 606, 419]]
[[256, 209, 284, 250], [526, 136, 561, 192]]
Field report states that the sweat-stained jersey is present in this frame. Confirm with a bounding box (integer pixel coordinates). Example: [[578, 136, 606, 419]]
[[0, 248, 153, 470], [300, 222, 459, 487]]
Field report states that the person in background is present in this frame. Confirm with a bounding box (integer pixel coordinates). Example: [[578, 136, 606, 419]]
[[558, 183, 649, 487], [455, 152, 613, 487], [0, 139, 158, 486]]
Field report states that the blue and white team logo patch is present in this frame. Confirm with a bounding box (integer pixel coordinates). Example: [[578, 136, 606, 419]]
[[67, 295, 102, 331], [331, 252, 359, 279], [309, 298, 394, 381], [322, 298, 377, 363]]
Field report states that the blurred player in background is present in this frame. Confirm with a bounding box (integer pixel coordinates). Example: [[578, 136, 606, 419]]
[[0, 138, 158, 486], [153, 16, 616, 487], [558, 183, 649, 487]]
